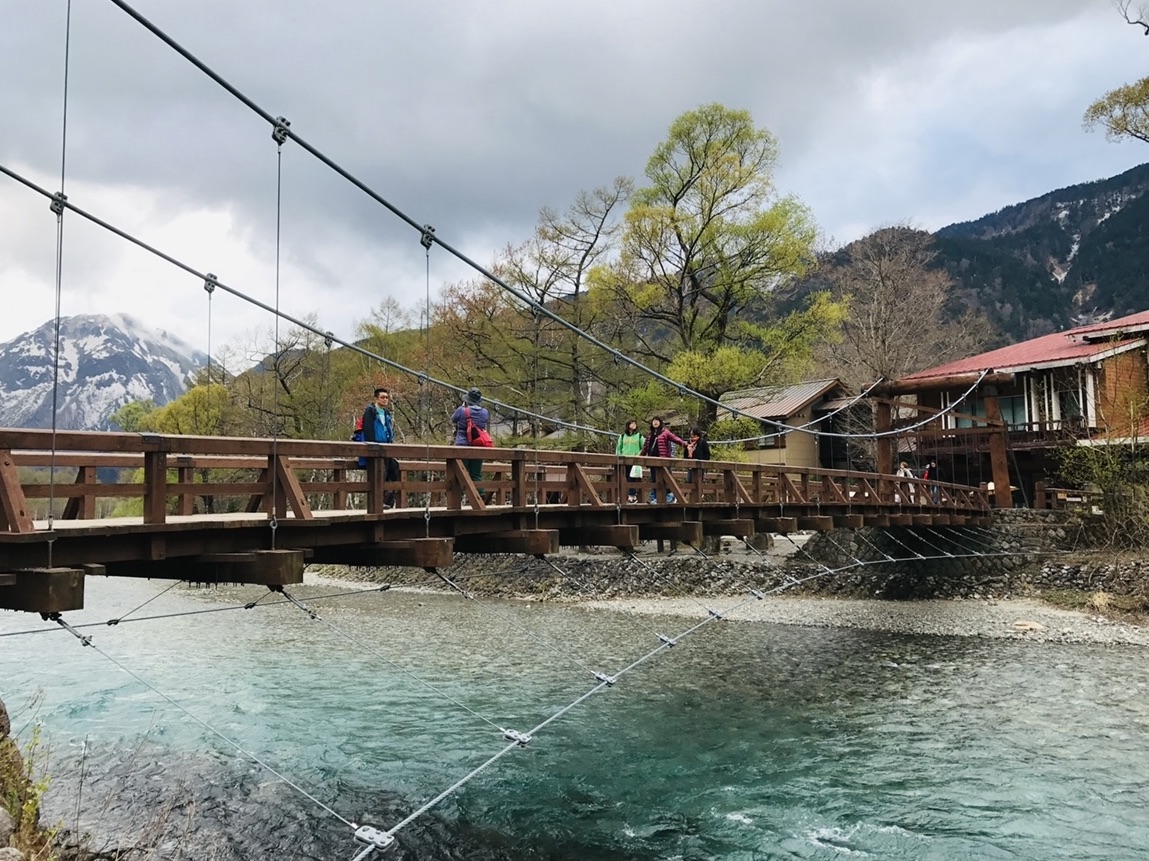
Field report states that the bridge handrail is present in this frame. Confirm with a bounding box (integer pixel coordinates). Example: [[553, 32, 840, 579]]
[[0, 428, 991, 534]]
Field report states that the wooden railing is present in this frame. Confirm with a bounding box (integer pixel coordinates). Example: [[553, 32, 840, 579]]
[[0, 428, 992, 534]]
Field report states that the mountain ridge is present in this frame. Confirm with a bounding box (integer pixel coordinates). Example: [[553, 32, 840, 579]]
[[0, 313, 206, 430]]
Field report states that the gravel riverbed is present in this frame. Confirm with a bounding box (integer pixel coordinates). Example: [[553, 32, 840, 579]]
[[573, 593, 1149, 646]]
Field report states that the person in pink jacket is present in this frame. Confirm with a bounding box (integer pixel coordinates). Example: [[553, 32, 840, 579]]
[[639, 416, 685, 503]]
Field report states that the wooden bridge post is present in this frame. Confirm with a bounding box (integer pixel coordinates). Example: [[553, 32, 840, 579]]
[[512, 455, 526, 508], [0, 449, 34, 533], [365, 455, 387, 514], [143, 451, 168, 524], [176, 465, 195, 516]]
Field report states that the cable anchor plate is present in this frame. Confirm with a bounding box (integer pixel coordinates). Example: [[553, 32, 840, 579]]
[[353, 824, 394, 851]]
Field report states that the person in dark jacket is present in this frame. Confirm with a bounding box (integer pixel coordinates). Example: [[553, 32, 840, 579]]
[[684, 428, 711, 488], [640, 416, 686, 503], [361, 387, 400, 507], [450, 387, 490, 493]]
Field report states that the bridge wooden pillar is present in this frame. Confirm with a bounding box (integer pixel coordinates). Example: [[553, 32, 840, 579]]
[[0, 449, 34, 533], [143, 450, 168, 524]]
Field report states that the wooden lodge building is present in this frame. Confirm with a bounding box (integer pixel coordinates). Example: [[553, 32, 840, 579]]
[[873, 309, 1149, 507], [719, 379, 857, 470]]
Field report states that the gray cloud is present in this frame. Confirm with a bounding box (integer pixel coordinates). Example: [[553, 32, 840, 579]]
[[2, 0, 1145, 348]]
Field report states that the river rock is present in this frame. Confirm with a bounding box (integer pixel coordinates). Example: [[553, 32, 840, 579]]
[[0, 807, 13, 847]]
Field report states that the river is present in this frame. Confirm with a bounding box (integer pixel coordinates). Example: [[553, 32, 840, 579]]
[[2, 573, 1147, 860]]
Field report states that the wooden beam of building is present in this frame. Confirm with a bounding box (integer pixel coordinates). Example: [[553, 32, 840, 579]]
[[982, 390, 1014, 509], [638, 521, 703, 546], [557, 525, 639, 549], [0, 567, 85, 614], [309, 538, 454, 569], [102, 550, 305, 586], [452, 530, 559, 555], [871, 371, 1014, 396]]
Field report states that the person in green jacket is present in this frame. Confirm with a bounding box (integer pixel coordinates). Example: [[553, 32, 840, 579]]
[[616, 418, 645, 504]]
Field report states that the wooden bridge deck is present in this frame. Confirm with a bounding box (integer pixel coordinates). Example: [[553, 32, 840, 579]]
[[0, 429, 992, 613]]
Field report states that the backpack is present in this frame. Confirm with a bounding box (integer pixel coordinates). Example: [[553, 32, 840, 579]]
[[351, 415, 365, 442], [464, 406, 494, 447]]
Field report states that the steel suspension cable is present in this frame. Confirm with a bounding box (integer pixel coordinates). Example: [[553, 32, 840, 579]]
[[0, 164, 609, 441], [46, 0, 76, 564], [48, 613, 357, 830], [101, 0, 988, 443]]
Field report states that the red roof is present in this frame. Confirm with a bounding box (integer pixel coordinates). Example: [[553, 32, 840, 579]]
[[899, 309, 1149, 382]]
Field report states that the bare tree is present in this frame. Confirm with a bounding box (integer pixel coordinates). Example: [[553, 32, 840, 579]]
[[815, 226, 995, 390]]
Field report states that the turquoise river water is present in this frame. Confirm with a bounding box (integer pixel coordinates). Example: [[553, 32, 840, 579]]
[[1, 574, 1147, 860]]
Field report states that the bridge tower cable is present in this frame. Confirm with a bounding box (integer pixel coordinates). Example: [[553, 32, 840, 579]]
[[266, 118, 293, 545], [45, 0, 77, 566], [422, 225, 434, 528]]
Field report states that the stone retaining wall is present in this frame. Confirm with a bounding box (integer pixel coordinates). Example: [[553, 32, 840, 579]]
[[312, 509, 1147, 602]]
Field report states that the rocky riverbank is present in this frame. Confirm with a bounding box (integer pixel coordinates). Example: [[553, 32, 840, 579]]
[[309, 513, 1149, 648]]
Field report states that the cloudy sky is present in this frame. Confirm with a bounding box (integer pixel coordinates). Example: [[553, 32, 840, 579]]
[[1, 0, 1147, 352]]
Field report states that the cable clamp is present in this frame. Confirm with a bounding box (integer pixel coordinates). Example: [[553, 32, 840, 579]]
[[707, 607, 724, 620], [49, 612, 91, 646], [324, 331, 334, 349], [50, 191, 68, 216], [271, 115, 292, 145], [203, 273, 217, 294], [420, 224, 436, 249], [416, 372, 428, 386], [594, 672, 617, 686], [657, 634, 677, 647], [503, 728, 532, 746], [353, 824, 395, 851], [748, 588, 765, 600]]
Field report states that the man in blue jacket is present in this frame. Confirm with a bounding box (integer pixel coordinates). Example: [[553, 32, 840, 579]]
[[362, 387, 400, 508]]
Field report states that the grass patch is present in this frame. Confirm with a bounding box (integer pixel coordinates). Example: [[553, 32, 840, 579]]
[[1037, 588, 1149, 621]]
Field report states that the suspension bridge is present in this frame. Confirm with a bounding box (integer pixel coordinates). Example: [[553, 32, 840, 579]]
[[0, 427, 992, 615], [0, 2, 1045, 858]]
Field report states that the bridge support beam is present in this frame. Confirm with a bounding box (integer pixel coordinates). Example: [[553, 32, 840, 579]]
[[558, 525, 639, 550], [0, 567, 85, 614], [756, 517, 797, 534], [639, 521, 703, 546], [832, 515, 865, 530], [796, 516, 834, 532], [701, 519, 755, 538], [453, 530, 559, 555], [309, 539, 454, 569], [102, 549, 306, 586]]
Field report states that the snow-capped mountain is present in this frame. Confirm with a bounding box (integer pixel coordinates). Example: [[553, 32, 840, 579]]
[[0, 314, 207, 430]]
